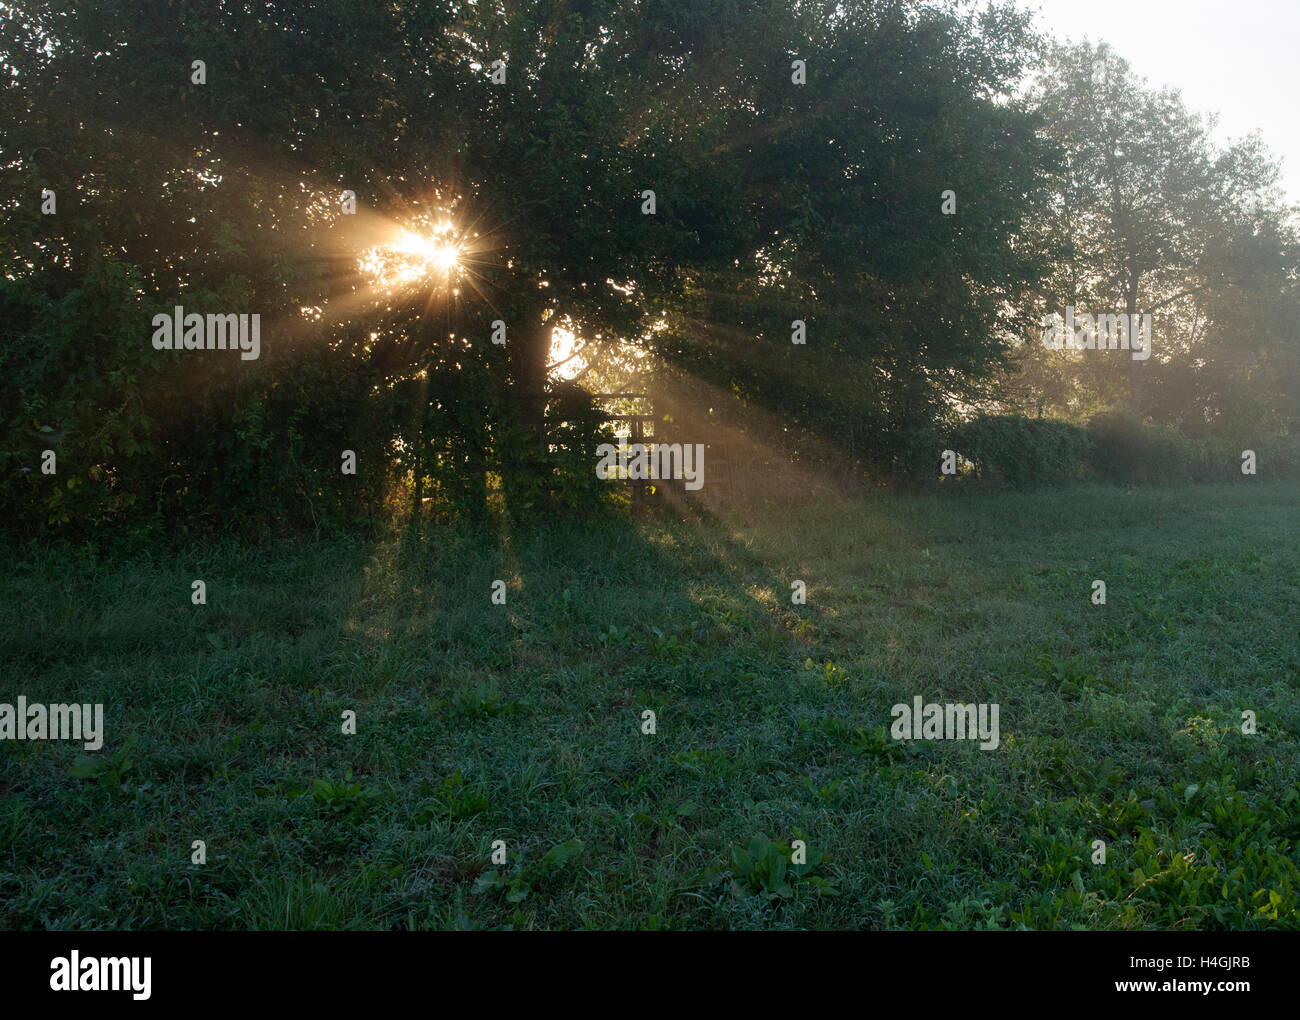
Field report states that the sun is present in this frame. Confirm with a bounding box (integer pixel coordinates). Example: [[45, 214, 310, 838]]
[[360, 218, 468, 293], [392, 230, 461, 274]]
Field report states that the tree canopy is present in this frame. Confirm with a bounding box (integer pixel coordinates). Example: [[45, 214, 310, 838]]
[[2, 2, 1295, 532]]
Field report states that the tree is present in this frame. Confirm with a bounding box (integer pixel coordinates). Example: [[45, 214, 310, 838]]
[[646, 0, 1056, 482], [1025, 40, 1291, 423], [2, 0, 759, 523]]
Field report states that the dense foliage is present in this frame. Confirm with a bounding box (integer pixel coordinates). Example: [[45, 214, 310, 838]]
[[1, 2, 1295, 536]]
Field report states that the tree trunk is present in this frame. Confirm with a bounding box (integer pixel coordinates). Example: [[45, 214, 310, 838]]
[[511, 316, 551, 452], [503, 305, 553, 516], [1126, 273, 1142, 418]]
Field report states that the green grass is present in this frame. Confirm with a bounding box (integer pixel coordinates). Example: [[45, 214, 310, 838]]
[[2, 481, 1298, 929]]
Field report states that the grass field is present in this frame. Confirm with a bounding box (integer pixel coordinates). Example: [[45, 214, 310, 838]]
[[2, 481, 1298, 930]]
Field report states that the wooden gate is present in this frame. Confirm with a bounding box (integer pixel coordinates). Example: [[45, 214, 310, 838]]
[[589, 392, 731, 511]]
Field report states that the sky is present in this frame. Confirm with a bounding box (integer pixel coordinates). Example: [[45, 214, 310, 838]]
[[1027, 0, 1300, 204]]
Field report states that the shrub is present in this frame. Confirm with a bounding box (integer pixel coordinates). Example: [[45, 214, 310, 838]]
[[872, 417, 949, 488], [0, 260, 400, 538], [951, 414, 1093, 486], [1086, 412, 1200, 484], [1249, 434, 1300, 480], [0, 259, 160, 535], [1191, 434, 1248, 482]]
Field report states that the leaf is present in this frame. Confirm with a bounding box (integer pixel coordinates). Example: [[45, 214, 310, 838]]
[[69, 759, 101, 779], [540, 838, 584, 870], [505, 880, 532, 903], [472, 873, 504, 895], [767, 853, 788, 892]]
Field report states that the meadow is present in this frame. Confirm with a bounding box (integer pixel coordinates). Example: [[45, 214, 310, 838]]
[[1, 481, 1297, 929]]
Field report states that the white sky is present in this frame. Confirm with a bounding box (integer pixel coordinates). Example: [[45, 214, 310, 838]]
[[1027, 0, 1300, 204]]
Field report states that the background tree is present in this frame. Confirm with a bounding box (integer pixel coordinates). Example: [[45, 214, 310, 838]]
[[1021, 40, 1296, 429]]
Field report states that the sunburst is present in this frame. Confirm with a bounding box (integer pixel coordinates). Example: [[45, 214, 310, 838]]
[[359, 218, 467, 293]]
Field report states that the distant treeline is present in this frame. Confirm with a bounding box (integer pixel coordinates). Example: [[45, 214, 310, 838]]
[[949, 414, 1300, 487]]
